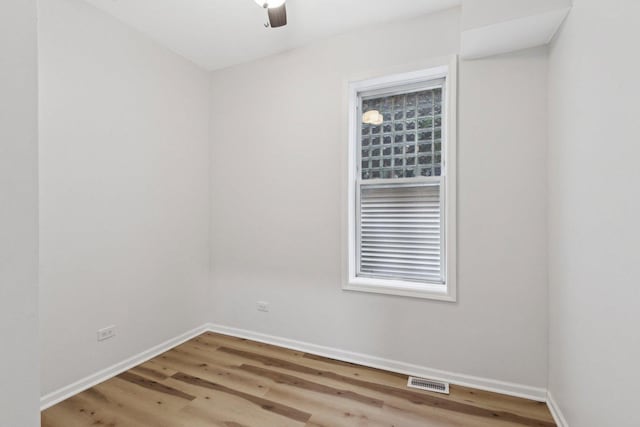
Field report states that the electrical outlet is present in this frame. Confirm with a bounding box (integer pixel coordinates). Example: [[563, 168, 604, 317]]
[[257, 301, 269, 312], [97, 325, 116, 342]]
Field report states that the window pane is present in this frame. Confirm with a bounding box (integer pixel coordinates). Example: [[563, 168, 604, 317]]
[[361, 87, 443, 180]]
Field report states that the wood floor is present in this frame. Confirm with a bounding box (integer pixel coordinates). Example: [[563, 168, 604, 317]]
[[41, 332, 555, 426]]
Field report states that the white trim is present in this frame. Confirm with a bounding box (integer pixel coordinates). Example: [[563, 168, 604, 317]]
[[443, 54, 457, 301], [345, 277, 452, 301], [346, 56, 458, 302], [39, 324, 209, 411], [547, 391, 569, 427], [206, 323, 547, 402]]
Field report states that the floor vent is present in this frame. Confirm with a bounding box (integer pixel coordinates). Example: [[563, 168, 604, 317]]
[[407, 376, 450, 394]]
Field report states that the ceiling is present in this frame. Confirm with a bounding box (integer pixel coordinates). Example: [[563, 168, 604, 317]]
[[83, 0, 461, 71]]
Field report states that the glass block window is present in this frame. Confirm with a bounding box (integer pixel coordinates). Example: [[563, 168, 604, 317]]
[[360, 86, 443, 180]]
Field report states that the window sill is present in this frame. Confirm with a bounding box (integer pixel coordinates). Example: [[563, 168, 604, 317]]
[[344, 277, 456, 302]]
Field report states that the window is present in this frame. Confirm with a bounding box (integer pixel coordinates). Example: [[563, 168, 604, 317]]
[[346, 62, 457, 301]]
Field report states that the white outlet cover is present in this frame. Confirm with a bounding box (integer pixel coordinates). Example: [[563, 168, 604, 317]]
[[97, 325, 116, 342]]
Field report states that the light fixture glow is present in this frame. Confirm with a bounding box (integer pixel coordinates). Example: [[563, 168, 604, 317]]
[[254, 0, 286, 8], [362, 110, 384, 126]]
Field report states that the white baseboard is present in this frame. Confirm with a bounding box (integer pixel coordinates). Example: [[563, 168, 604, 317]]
[[205, 323, 548, 402], [40, 324, 209, 411], [40, 321, 550, 411], [547, 391, 568, 427]]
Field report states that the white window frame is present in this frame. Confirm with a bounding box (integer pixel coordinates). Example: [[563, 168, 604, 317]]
[[345, 58, 457, 301]]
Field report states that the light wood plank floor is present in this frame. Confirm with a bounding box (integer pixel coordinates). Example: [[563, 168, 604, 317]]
[[42, 332, 555, 426]]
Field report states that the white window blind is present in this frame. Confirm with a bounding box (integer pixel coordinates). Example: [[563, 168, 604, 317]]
[[358, 182, 443, 284]]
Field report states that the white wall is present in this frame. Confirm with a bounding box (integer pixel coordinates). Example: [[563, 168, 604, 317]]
[[38, 0, 211, 396], [548, 0, 640, 425], [0, 1, 40, 425], [462, 0, 571, 30], [209, 8, 549, 392]]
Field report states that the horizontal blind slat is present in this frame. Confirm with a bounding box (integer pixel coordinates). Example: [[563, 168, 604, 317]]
[[362, 212, 440, 217], [362, 257, 441, 266], [361, 264, 442, 274], [362, 247, 441, 255], [362, 252, 441, 260]]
